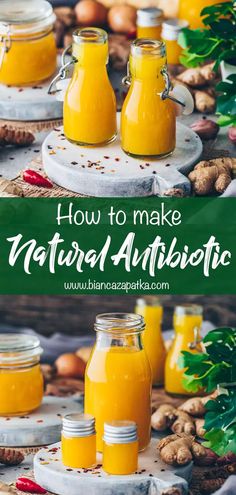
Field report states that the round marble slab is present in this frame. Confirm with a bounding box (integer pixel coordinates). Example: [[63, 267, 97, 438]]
[[34, 439, 192, 495], [0, 397, 82, 447], [0, 63, 63, 121], [42, 121, 202, 197]]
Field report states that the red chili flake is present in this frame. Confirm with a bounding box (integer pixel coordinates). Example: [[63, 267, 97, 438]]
[[18, 88, 24, 92], [66, 468, 73, 472], [5, 418, 11, 421], [16, 478, 47, 494], [36, 420, 43, 423], [165, 163, 170, 167], [152, 171, 157, 174], [32, 86, 43, 90], [115, 158, 120, 162], [71, 161, 78, 165], [140, 165, 144, 170], [23, 170, 53, 189], [49, 448, 58, 452], [104, 156, 110, 159], [54, 128, 61, 132], [145, 163, 150, 167]]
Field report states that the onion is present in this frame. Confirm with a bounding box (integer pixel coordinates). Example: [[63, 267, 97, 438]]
[[75, 0, 108, 27], [108, 5, 137, 34]]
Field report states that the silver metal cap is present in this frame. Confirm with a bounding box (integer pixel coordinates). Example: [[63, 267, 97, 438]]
[[137, 7, 163, 27], [104, 421, 138, 444], [162, 19, 189, 41], [62, 414, 95, 438]]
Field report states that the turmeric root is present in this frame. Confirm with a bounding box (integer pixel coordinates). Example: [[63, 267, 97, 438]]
[[0, 448, 24, 466], [151, 405, 195, 434], [158, 433, 206, 466], [0, 125, 35, 147], [189, 158, 236, 196]]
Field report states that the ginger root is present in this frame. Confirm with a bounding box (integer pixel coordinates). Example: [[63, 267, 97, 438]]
[[0, 178, 24, 198], [0, 482, 17, 495], [151, 405, 195, 435], [158, 433, 206, 466], [189, 158, 236, 195], [194, 90, 216, 113], [177, 64, 216, 88], [0, 448, 24, 466], [178, 395, 213, 417], [0, 125, 35, 147]]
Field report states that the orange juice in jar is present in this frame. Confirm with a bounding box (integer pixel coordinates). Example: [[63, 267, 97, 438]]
[[0, 334, 44, 416], [121, 39, 176, 158], [135, 297, 166, 386], [137, 8, 164, 40], [63, 28, 117, 146], [84, 313, 152, 453], [165, 304, 203, 396], [162, 20, 189, 65], [179, 0, 228, 28], [0, 0, 57, 86]]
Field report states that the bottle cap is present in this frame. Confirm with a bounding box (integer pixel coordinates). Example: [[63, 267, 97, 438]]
[[137, 7, 163, 27], [162, 19, 189, 41], [175, 304, 203, 316], [104, 421, 138, 444], [62, 414, 95, 438]]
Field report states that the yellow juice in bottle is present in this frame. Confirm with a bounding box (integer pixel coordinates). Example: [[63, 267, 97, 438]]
[[161, 20, 189, 65], [135, 297, 166, 386], [121, 39, 176, 158], [84, 313, 151, 453], [64, 28, 117, 146], [179, 0, 228, 28], [137, 8, 163, 40], [165, 305, 203, 396]]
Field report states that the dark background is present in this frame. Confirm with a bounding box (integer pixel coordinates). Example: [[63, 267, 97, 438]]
[[0, 295, 235, 336]]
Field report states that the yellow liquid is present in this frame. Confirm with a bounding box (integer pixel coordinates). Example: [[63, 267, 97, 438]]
[[121, 49, 176, 157], [85, 346, 151, 452], [163, 39, 183, 65], [165, 314, 203, 396], [64, 41, 117, 145], [0, 31, 56, 86], [103, 441, 138, 475], [135, 304, 166, 386], [61, 434, 96, 468], [179, 0, 228, 28], [137, 25, 162, 40], [0, 364, 43, 415]]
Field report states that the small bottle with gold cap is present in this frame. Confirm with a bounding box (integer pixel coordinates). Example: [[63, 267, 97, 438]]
[[137, 7, 164, 40], [61, 413, 96, 468], [103, 421, 138, 475]]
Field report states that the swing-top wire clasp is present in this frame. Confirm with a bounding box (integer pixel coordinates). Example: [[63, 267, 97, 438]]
[[48, 44, 77, 95], [188, 327, 202, 350], [159, 68, 186, 108]]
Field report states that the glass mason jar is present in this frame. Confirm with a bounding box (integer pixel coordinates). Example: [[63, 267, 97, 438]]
[[165, 304, 203, 396], [137, 8, 164, 41], [0, 334, 44, 416], [178, 0, 228, 29], [135, 297, 166, 386], [0, 0, 57, 86], [63, 28, 117, 146], [161, 20, 189, 65], [84, 313, 152, 453], [121, 39, 176, 158]]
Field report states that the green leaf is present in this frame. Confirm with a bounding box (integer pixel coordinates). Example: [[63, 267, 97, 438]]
[[203, 389, 236, 455]]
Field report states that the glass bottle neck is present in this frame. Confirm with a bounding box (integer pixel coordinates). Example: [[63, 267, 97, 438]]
[[96, 331, 143, 351], [174, 314, 203, 336]]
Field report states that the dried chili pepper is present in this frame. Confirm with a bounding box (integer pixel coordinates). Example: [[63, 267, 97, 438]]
[[16, 477, 47, 494], [23, 169, 53, 188]]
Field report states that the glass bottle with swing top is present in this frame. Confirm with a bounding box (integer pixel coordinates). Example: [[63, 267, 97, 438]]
[[61, 27, 117, 146], [121, 39, 176, 158], [165, 304, 203, 396]]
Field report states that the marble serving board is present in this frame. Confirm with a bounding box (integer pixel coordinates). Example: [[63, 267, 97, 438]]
[[0, 397, 82, 447], [34, 439, 192, 495], [42, 121, 203, 197], [0, 63, 63, 122]]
